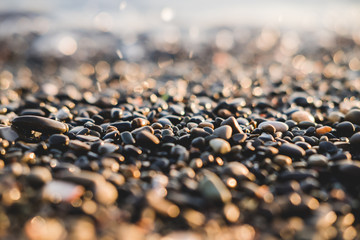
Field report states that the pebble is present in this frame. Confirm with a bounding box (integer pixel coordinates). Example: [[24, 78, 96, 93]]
[[344, 109, 360, 125], [349, 132, 360, 151], [49, 134, 69, 147], [336, 121, 355, 137], [198, 170, 231, 203], [278, 143, 306, 158], [315, 126, 332, 135], [135, 131, 160, 147], [258, 121, 289, 133], [0, 126, 19, 141], [209, 138, 231, 154], [308, 154, 328, 167], [120, 131, 136, 144], [291, 111, 315, 123], [221, 116, 243, 134], [12, 115, 68, 134], [213, 125, 232, 139]]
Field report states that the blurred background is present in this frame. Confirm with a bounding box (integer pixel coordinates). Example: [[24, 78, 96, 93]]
[[0, 0, 359, 94]]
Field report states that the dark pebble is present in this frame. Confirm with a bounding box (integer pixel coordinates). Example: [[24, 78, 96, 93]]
[[12, 115, 68, 134]]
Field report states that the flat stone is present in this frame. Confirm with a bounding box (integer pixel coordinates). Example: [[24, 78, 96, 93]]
[[259, 121, 289, 133], [12, 115, 68, 134]]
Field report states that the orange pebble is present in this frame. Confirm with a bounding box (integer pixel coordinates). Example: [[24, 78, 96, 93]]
[[316, 126, 332, 135]]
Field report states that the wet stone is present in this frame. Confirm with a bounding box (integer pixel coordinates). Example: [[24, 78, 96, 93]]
[[98, 143, 119, 155], [12, 115, 68, 134]]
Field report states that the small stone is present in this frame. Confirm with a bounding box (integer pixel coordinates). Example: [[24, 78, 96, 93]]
[[336, 121, 355, 137], [259, 123, 276, 134], [49, 134, 69, 147], [273, 155, 292, 166], [12, 115, 68, 134], [0, 126, 19, 142], [345, 109, 360, 125], [209, 138, 231, 154], [350, 132, 360, 152], [213, 125, 232, 139], [316, 126, 332, 135], [120, 131, 135, 144], [131, 117, 150, 128], [221, 116, 243, 134], [278, 143, 306, 158], [291, 111, 315, 123], [308, 154, 328, 167], [232, 133, 247, 143], [136, 131, 160, 147], [98, 143, 119, 155], [258, 121, 288, 133], [198, 170, 231, 203]]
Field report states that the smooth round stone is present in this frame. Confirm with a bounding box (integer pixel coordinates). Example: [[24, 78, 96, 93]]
[[213, 125, 232, 140], [209, 138, 231, 154], [136, 131, 160, 147], [259, 123, 276, 134], [98, 143, 119, 155], [345, 109, 360, 125], [278, 143, 306, 158], [221, 116, 243, 134], [308, 154, 328, 167], [258, 121, 288, 133], [273, 155, 292, 167], [198, 122, 214, 129], [157, 118, 173, 127], [328, 111, 344, 123], [131, 117, 150, 128], [120, 131, 135, 144], [223, 162, 249, 176], [350, 132, 360, 151], [12, 115, 68, 134], [336, 121, 355, 137], [198, 169, 231, 203], [316, 126, 332, 135], [49, 134, 69, 147], [232, 133, 247, 143], [190, 128, 210, 138], [291, 111, 315, 123]]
